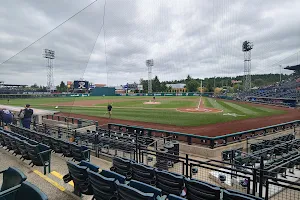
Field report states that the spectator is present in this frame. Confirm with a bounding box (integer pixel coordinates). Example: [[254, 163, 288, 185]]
[[0, 109, 13, 130], [19, 104, 33, 129]]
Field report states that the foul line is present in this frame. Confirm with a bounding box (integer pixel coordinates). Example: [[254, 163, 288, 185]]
[[33, 170, 66, 192], [197, 97, 202, 110]]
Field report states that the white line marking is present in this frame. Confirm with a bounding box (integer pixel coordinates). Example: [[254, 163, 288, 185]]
[[197, 97, 202, 110]]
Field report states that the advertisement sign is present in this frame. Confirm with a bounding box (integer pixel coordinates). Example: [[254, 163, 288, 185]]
[[74, 81, 89, 89]]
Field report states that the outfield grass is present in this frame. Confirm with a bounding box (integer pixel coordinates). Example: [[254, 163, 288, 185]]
[[0, 96, 285, 127]]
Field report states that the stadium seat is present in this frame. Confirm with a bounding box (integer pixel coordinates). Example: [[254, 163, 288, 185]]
[[25, 142, 51, 175], [70, 143, 90, 162], [100, 169, 126, 184], [131, 163, 156, 185], [117, 182, 155, 200], [168, 194, 186, 200], [60, 140, 73, 157], [88, 170, 118, 200], [110, 157, 132, 180], [66, 161, 93, 196], [51, 138, 62, 153], [128, 180, 162, 199], [155, 169, 184, 196], [0, 167, 27, 192], [14, 181, 48, 200], [184, 178, 220, 200]]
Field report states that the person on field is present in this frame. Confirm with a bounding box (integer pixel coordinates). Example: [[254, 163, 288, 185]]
[[19, 104, 33, 129], [0, 109, 13, 130], [107, 103, 112, 119]]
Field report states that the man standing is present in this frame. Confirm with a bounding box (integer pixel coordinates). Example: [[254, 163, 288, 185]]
[[107, 103, 112, 119], [19, 104, 33, 129]]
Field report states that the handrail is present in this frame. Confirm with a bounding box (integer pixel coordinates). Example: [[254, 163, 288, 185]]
[[108, 120, 300, 149]]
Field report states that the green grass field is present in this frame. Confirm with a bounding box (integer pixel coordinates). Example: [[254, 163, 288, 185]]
[[0, 96, 285, 127]]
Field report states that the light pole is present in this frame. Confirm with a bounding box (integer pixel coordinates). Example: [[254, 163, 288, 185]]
[[43, 49, 55, 92]]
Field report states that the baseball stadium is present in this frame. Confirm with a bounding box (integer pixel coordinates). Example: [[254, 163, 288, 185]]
[[0, 1, 300, 200]]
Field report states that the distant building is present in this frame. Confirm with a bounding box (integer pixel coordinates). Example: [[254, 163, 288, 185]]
[[166, 83, 186, 92]]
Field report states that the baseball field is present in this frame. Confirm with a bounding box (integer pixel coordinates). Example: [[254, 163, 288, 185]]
[[1, 96, 298, 136]]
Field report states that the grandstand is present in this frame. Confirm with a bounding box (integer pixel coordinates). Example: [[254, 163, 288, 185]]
[[241, 64, 300, 107]]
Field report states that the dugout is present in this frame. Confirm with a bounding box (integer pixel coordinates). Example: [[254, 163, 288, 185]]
[[91, 87, 115, 96]]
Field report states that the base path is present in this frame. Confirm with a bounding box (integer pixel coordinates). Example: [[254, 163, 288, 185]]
[[56, 102, 299, 137], [176, 97, 222, 113]]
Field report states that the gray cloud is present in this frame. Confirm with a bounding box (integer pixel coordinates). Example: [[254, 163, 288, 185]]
[[0, 0, 299, 87]]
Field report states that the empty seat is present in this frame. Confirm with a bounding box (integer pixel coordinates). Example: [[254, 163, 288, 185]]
[[168, 194, 186, 200], [155, 169, 184, 196], [60, 141, 72, 157], [100, 169, 126, 184], [110, 157, 132, 180], [66, 161, 93, 196], [70, 143, 90, 162], [128, 180, 162, 200], [117, 183, 155, 200], [25, 142, 51, 175], [131, 163, 155, 185], [0, 167, 27, 192], [88, 170, 118, 200], [185, 178, 220, 200], [51, 138, 62, 153], [15, 181, 48, 200]]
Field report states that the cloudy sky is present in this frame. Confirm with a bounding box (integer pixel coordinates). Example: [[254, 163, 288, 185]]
[[0, 0, 299, 86]]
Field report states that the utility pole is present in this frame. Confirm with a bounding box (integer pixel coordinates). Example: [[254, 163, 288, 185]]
[[279, 65, 282, 82], [214, 76, 216, 89], [201, 80, 203, 96]]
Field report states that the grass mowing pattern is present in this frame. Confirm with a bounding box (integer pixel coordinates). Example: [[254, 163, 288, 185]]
[[0, 96, 286, 127]]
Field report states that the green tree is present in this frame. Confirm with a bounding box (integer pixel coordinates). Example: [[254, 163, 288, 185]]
[[253, 79, 265, 87], [185, 75, 192, 83], [186, 80, 200, 92], [152, 76, 161, 92], [56, 81, 67, 92]]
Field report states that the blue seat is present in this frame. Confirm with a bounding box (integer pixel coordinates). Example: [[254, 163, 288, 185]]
[[100, 169, 126, 184], [110, 157, 132, 180], [155, 170, 184, 196], [88, 170, 118, 200], [184, 178, 220, 200], [168, 194, 186, 200], [79, 160, 99, 172], [131, 163, 155, 185], [66, 161, 93, 196], [129, 180, 162, 199], [25, 142, 51, 175], [223, 189, 263, 200], [0, 167, 27, 198], [15, 181, 48, 200], [117, 183, 155, 200], [71, 143, 90, 162], [60, 141, 72, 157]]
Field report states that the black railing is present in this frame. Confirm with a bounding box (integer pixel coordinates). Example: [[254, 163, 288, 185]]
[[108, 120, 300, 148]]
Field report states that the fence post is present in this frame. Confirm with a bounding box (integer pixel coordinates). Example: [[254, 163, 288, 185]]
[[95, 121, 99, 131], [252, 168, 257, 196], [185, 154, 189, 177], [265, 178, 269, 200], [259, 156, 264, 198], [135, 134, 139, 163]]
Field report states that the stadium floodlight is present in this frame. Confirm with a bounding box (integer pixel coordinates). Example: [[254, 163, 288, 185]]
[[242, 41, 253, 92], [146, 59, 154, 94], [43, 49, 55, 92]]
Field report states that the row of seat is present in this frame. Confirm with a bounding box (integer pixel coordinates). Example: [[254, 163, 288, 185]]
[[10, 124, 90, 162], [0, 167, 47, 200], [250, 134, 295, 152], [0, 129, 51, 175], [65, 158, 263, 200]]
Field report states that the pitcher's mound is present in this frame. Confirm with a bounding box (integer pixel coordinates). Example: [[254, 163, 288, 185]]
[[143, 101, 161, 105], [177, 107, 223, 113]]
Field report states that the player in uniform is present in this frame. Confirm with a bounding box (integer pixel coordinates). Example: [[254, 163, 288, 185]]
[[107, 103, 112, 119]]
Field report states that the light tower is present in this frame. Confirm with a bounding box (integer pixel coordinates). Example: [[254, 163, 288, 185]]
[[242, 41, 253, 91], [146, 59, 153, 93], [43, 49, 55, 92]]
